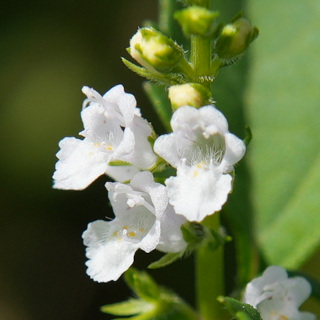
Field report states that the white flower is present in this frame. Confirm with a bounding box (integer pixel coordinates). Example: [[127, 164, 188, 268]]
[[243, 266, 316, 320], [53, 85, 157, 190], [82, 171, 186, 283], [154, 105, 245, 222]]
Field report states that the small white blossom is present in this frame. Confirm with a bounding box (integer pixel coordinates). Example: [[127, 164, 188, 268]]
[[243, 266, 316, 320], [53, 85, 157, 190], [82, 171, 186, 283], [154, 105, 245, 222]]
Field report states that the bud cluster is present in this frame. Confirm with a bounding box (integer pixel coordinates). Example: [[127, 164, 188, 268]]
[[124, 7, 258, 111]]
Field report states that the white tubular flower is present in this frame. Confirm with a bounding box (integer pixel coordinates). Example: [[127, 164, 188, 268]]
[[82, 171, 186, 283], [243, 266, 316, 320], [53, 85, 157, 190], [154, 105, 245, 222]]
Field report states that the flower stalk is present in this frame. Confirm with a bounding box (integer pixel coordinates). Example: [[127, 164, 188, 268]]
[[196, 212, 226, 320], [190, 34, 212, 87]]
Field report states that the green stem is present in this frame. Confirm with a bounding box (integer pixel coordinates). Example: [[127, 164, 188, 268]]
[[190, 34, 212, 89], [158, 0, 176, 35], [196, 213, 226, 320], [158, 0, 185, 44]]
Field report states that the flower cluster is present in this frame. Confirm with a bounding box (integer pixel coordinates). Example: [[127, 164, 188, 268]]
[[243, 266, 316, 320], [53, 84, 245, 282]]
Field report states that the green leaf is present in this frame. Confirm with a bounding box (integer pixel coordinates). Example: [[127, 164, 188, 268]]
[[124, 268, 161, 301], [108, 269, 198, 320], [143, 82, 172, 132], [148, 252, 182, 269], [246, 0, 320, 267], [243, 126, 252, 147], [152, 165, 176, 184], [235, 311, 253, 320], [101, 299, 153, 316], [217, 296, 262, 320]]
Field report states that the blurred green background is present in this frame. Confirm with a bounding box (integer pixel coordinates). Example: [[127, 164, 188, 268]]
[[0, 0, 319, 319]]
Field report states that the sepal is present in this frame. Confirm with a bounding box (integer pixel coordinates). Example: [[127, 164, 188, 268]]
[[147, 222, 204, 269], [214, 14, 259, 63], [168, 83, 213, 110], [108, 160, 132, 166], [174, 6, 219, 38], [148, 222, 230, 270], [129, 27, 188, 74], [122, 57, 190, 86], [122, 58, 178, 86], [183, 222, 231, 256]]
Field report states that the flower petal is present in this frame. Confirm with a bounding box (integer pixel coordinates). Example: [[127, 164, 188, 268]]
[[243, 266, 316, 320], [154, 133, 181, 168], [130, 171, 168, 217], [222, 133, 246, 172], [105, 164, 140, 183], [103, 84, 137, 125], [53, 137, 110, 190], [285, 277, 312, 307], [118, 118, 157, 169], [157, 205, 187, 252], [82, 220, 137, 283], [244, 265, 288, 307], [166, 164, 232, 222]]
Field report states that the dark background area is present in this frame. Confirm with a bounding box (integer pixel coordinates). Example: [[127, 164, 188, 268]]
[[0, 1, 195, 319], [0, 1, 319, 319]]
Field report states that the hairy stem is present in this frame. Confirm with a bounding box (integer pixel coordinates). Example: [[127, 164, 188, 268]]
[[196, 213, 226, 320]]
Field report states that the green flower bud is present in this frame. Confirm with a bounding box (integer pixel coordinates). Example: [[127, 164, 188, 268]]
[[214, 15, 259, 61], [168, 83, 212, 110], [129, 27, 185, 73], [174, 6, 219, 38]]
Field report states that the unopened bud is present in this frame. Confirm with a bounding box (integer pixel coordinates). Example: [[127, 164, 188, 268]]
[[175, 6, 219, 38], [168, 83, 212, 110], [129, 27, 185, 73], [214, 16, 259, 61]]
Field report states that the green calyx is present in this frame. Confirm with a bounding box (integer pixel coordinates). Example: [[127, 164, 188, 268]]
[[175, 6, 220, 38], [168, 83, 213, 110], [214, 14, 259, 62], [129, 27, 187, 74]]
